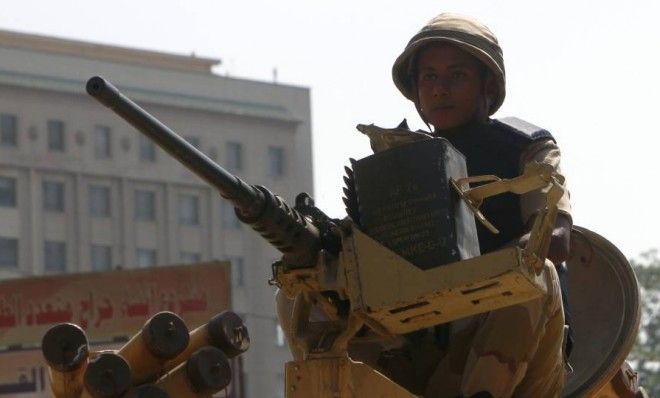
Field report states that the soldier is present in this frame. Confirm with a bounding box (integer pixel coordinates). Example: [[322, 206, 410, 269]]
[[277, 12, 572, 398], [383, 12, 572, 397]]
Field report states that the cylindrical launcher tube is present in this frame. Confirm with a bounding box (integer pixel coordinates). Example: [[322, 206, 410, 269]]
[[42, 323, 90, 398], [156, 347, 232, 398], [81, 352, 131, 398], [164, 311, 249, 372], [118, 311, 190, 385]]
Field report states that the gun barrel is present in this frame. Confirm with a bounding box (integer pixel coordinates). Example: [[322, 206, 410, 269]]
[[86, 76, 263, 216], [86, 76, 321, 268]]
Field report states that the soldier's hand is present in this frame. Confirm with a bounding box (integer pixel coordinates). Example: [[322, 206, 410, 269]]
[[517, 213, 572, 265], [547, 213, 572, 265]]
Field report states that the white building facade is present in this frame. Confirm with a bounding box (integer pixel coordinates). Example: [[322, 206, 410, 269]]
[[0, 29, 312, 398]]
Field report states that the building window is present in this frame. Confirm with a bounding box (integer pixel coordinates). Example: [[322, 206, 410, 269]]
[[89, 185, 111, 217], [90, 245, 112, 271], [134, 190, 156, 221], [93, 125, 112, 158], [276, 323, 286, 347], [0, 114, 17, 147], [139, 135, 156, 162], [180, 251, 200, 264], [47, 120, 66, 152], [178, 194, 199, 225], [221, 201, 241, 230], [43, 181, 65, 212], [136, 248, 157, 268], [229, 256, 244, 287], [44, 241, 66, 272], [0, 237, 18, 268], [0, 176, 16, 207], [268, 146, 285, 177], [185, 136, 200, 149], [226, 142, 242, 171]]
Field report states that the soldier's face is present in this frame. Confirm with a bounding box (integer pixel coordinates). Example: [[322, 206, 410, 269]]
[[416, 44, 489, 131]]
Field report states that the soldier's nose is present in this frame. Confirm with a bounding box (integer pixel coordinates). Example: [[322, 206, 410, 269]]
[[432, 81, 450, 97]]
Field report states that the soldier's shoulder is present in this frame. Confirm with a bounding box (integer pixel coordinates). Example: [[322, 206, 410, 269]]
[[491, 117, 555, 143]]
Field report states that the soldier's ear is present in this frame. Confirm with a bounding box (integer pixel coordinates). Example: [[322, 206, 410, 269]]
[[483, 71, 497, 111]]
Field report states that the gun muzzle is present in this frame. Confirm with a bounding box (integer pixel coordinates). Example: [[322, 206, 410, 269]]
[[118, 311, 190, 385], [156, 347, 232, 398], [206, 311, 249, 358], [82, 352, 131, 398], [42, 323, 89, 398]]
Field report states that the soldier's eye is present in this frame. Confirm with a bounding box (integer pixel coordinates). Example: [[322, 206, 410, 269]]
[[420, 72, 438, 82]]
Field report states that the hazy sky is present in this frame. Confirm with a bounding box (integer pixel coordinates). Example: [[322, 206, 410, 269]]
[[1, 1, 658, 259]]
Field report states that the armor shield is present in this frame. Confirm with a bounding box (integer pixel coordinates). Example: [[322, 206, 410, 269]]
[[562, 226, 641, 397]]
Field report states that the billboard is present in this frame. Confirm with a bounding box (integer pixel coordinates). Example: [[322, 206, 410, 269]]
[[0, 261, 230, 346]]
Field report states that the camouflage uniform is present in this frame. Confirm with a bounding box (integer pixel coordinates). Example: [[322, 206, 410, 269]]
[[370, 259, 566, 398]]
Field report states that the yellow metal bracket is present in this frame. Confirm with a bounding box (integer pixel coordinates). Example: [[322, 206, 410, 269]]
[[451, 161, 565, 272]]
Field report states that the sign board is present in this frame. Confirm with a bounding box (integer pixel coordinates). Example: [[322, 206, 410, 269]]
[[0, 261, 231, 347]]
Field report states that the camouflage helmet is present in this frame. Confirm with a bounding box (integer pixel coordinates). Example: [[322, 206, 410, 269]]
[[392, 13, 506, 115]]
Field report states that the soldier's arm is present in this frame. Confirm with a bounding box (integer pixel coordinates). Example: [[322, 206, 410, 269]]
[[518, 140, 573, 265]]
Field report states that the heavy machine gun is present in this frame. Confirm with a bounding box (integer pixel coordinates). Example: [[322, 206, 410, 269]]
[[86, 77, 644, 398]]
